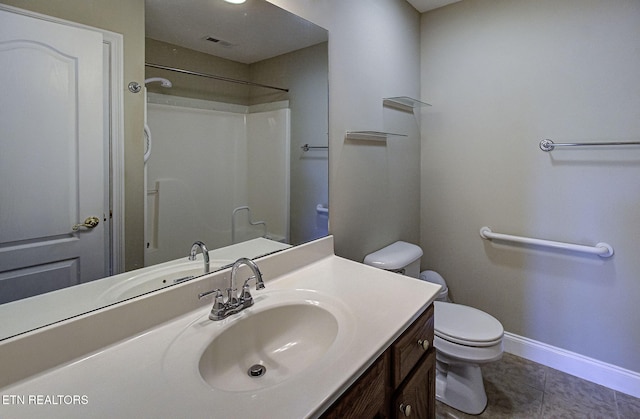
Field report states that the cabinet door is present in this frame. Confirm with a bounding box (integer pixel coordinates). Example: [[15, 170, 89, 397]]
[[391, 305, 434, 388], [321, 352, 388, 419], [393, 350, 436, 419]]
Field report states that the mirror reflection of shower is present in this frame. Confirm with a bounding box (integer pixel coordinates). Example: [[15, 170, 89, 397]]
[[144, 0, 329, 268], [143, 77, 172, 163], [143, 76, 172, 264], [144, 91, 291, 266]]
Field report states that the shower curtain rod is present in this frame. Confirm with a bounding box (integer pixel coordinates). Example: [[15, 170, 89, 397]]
[[145, 63, 289, 93]]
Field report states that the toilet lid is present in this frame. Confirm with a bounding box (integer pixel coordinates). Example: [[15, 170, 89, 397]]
[[434, 301, 504, 347]]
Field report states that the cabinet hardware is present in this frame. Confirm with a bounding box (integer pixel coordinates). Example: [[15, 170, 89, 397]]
[[418, 339, 429, 350], [399, 403, 412, 416]]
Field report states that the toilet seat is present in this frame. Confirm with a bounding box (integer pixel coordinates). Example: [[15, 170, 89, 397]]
[[434, 301, 503, 347]]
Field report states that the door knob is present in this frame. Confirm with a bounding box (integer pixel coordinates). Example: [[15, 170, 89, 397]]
[[72, 216, 100, 231]]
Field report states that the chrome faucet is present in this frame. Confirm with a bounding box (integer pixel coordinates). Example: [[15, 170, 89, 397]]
[[189, 241, 210, 273], [198, 257, 265, 321]]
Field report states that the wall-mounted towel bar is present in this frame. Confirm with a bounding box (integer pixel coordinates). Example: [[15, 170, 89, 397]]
[[301, 144, 328, 152], [539, 139, 640, 152], [479, 226, 614, 258]]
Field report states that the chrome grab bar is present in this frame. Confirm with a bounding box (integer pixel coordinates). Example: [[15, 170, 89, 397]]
[[301, 144, 328, 152], [539, 139, 640, 152]]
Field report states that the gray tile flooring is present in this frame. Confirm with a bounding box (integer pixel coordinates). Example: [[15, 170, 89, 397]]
[[436, 353, 640, 418]]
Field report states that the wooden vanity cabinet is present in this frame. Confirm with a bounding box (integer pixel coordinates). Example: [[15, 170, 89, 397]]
[[392, 350, 436, 418], [390, 303, 435, 418], [320, 352, 388, 418], [322, 304, 435, 419]]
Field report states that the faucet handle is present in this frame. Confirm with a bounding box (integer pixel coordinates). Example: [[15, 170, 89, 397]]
[[239, 282, 253, 303], [198, 288, 221, 300], [199, 289, 226, 320], [212, 291, 225, 313]]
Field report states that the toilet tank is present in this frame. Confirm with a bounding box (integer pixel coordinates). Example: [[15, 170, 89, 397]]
[[363, 241, 423, 278]]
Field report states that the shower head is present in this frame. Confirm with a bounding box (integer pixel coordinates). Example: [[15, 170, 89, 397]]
[[144, 77, 172, 88]]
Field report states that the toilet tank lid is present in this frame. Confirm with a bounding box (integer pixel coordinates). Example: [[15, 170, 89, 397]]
[[363, 241, 423, 270]]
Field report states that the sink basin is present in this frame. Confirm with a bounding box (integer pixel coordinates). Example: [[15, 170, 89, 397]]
[[162, 288, 355, 402], [199, 303, 339, 392]]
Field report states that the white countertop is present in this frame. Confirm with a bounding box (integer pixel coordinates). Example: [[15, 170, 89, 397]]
[[0, 238, 290, 341], [0, 237, 440, 418]]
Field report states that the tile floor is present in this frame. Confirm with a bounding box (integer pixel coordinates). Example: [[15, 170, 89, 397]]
[[435, 353, 640, 419]]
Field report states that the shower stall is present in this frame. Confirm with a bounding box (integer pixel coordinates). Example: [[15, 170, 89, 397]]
[[144, 93, 290, 266], [142, 33, 329, 267]]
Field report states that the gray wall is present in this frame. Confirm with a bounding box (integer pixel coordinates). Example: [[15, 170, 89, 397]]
[[270, 0, 423, 262], [420, 0, 640, 372], [250, 43, 329, 245], [273, 0, 640, 377]]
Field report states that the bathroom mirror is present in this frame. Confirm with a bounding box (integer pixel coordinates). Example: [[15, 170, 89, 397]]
[[0, 0, 328, 341], [143, 0, 329, 267]]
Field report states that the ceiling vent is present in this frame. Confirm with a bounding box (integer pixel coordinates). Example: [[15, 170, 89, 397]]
[[204, 36, 235, 48]]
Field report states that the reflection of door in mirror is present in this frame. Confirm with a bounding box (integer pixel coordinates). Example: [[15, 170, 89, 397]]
[[0, 9, 109, 303]]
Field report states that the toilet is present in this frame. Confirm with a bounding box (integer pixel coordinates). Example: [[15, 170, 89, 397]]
[[364, 241, 504, 415]]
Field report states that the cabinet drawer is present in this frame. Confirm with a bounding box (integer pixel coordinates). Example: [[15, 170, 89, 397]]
[[391, 304, 434, 388]]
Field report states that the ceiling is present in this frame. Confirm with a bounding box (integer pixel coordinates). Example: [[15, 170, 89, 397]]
[[405, 0, 462, 13], [145, 0, 328, 64]]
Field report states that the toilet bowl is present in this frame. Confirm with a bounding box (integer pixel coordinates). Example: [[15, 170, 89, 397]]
[[363, 241, 504, 415], [433, 301, 503, 414]]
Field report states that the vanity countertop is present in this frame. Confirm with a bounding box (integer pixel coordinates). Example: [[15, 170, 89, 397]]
[[0, 237, 441, 418], [0, 238, 291, 341]]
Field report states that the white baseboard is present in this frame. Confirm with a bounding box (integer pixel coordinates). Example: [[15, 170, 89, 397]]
[[503, 332, 640, 398]]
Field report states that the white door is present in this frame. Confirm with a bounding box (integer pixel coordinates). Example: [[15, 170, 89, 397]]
[[0, 8, 106, 303]]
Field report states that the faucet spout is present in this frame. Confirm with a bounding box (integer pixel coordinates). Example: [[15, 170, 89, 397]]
[[188, 241, 210, 273], [231, 257, 263, 288], [199, 257, 265, 321]]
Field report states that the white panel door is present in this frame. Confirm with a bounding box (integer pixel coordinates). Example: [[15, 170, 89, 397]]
[[0, 9, 106, 303]]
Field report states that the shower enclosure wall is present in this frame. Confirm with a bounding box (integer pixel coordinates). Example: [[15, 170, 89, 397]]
[[145, 93, 290, 266]]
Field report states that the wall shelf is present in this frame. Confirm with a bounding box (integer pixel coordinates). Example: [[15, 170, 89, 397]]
[[383, 96, 431, 112], [345, 131, 408, 141]]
